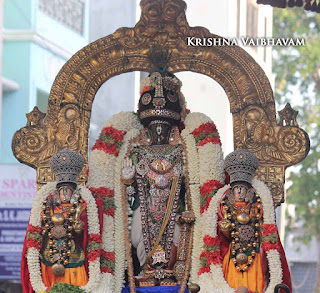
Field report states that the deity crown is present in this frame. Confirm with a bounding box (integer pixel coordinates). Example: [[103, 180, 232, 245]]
[[50, 148, 84, 186], [138, 71, 187, 124], [224, 148, 259, 185]]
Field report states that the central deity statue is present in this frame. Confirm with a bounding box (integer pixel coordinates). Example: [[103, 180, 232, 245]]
[[87, 62, 226, 292]]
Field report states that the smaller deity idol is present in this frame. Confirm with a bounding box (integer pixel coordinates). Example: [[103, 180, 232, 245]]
[[21, 149, 103, 293], [212, 149, 291, 293]]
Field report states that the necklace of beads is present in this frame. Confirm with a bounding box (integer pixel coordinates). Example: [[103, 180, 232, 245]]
[[41, 192, 82, 276], [221, 192, 262, 273], [136, 145, 183, 162]]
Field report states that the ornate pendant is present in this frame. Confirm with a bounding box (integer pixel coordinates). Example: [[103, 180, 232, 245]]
[[155, 175, 169, 189], [51, 225, 67, 239], [236, 252, 248, 265], [51, 213, 65, 225], [236, 212, 250, 225], [52, 263, 65, 276], [136, 160, 149, 177]]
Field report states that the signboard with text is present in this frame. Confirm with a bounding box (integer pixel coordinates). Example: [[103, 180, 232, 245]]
[[0, 164, 36, 279]]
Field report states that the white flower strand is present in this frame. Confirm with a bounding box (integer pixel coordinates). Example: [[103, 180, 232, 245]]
[[181, 130, 201, 283], [27, 248, 47, 292], [87, 112, 143, 293], [88, 151, 117, 189], [198, 143, 225, 185], [252, 179, 282, 293], [29, 182, 57, 226], [114, 128, 141, 292]]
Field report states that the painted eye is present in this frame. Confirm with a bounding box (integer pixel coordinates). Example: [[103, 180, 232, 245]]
[[141, 93, 152, 105], [167, 90, 178, 103]]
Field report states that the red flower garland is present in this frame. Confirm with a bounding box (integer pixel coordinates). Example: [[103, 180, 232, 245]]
[[92, 126, 126, 156], [203, 235, 220, 246], [89, 187, 114, 198], [27, 225, 42, 234], [200, 180, 224, 196], [102, 251, 116, 261], [101, 267, 113, 274], [199, 235, 222, 275], [192, 122, 218, 137], [92, 141, 119, 156], [89, 234, 102, 243], [101, 127, 125, 142], [262, 241, 279, 252], [88, 250, 102, 262], [26, 238, 42, 250], [200, 180, 225, 214], [198, 266, 211, 275], [262, 224, 278, 236], [104, 208, 115, 217], [198, 136, 221, 147]]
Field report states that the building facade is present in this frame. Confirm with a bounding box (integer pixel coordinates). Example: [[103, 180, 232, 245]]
[[0, 0, 90, 283]]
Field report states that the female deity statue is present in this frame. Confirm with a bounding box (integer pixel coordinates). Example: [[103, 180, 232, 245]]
[[87, 68, 226, 292], [21, 149, 103, 293], [197, 149, 292, 293]]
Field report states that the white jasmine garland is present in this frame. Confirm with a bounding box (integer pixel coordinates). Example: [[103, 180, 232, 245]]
[[183, 112, 212, 134], [103, 111, 143, 132], [114, 129, 140, 292], [181, 130, 201, 283], [26, 183, 101, 293], [102, 215, 115, 252], [198, 143, 225, 185], [181, 112, 226, 284], [87, 112, 143, 293], [88, 150, 117, 188], [199, 179, 283, 292]]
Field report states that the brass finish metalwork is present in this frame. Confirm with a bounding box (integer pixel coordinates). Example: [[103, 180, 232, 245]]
[[12, 0, 309, 205], [174, 210, 195, 285]]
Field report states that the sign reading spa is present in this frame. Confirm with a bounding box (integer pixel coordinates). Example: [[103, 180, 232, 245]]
[[0, 164, 36, 279]]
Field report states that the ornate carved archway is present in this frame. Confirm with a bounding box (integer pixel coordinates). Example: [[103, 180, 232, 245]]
[[12, 0, 309, 206]]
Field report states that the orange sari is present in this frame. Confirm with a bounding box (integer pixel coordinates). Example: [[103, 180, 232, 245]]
[[221, 202, 265, 293]]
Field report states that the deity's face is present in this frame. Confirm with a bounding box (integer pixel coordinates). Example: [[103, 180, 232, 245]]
[[232, 184, 249, 202], [148, 120, 172, 145], [58, 184, 75, 204]]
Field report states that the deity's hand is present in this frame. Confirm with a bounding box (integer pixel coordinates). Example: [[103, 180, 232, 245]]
[[235, 286, 249, 293], [218, 218, 231, 238], [122, 157, 136, 184], [73, 220, 84, 234]]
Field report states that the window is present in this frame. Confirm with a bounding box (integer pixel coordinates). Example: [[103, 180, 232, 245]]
[[246, 0, 259, 51], [39, 0, 85, 35]]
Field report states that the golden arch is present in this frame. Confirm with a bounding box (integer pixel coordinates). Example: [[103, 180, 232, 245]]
[[12, 0, 309, 206]]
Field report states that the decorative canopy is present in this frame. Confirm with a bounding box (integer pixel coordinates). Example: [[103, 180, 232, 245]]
[[257, 0, 320, 13], [12, 0, 310, 206]]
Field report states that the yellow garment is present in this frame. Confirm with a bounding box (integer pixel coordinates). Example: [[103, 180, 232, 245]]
[[222, 244, 265, 292], [41, 262, 88, 288]]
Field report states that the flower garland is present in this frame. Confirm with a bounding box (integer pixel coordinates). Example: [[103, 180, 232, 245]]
[[26, 182, 101, 293], [114, 128, 141, 292], [88, 111, 226, 291], [181, 112, 225, 283], [198, 179, 283, 293], [87, 112, 142, 293]]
